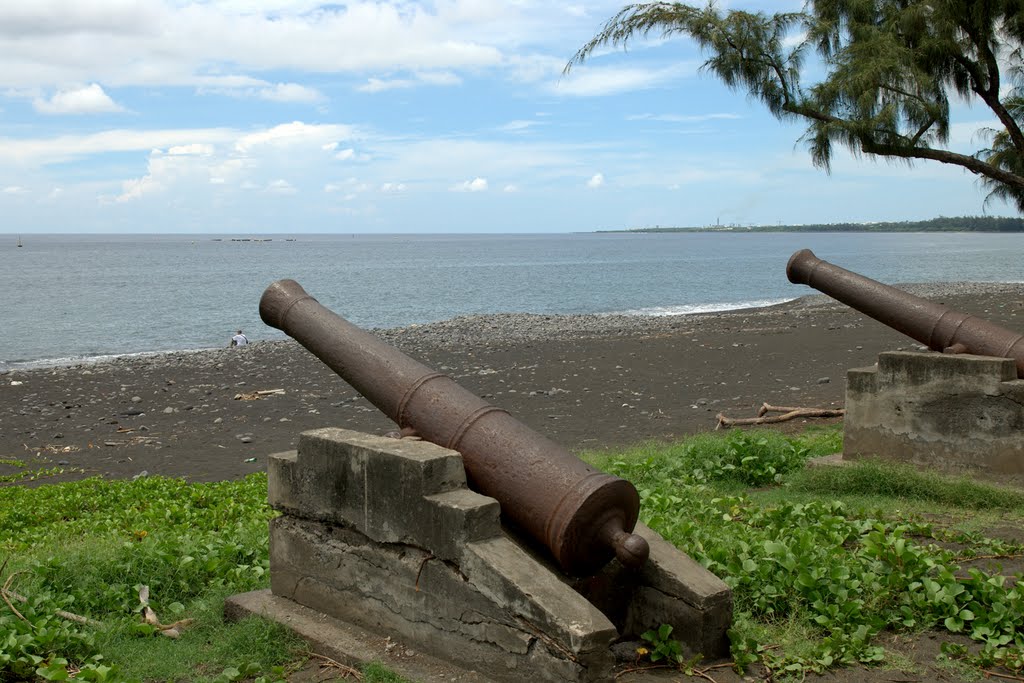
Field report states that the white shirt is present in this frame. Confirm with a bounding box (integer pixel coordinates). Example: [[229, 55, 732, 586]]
[[232, 333, 248, 346]]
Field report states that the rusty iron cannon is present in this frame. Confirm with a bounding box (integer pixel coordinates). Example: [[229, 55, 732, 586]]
[[787, 249, 1024, 377], [259, 279, 649, 576]]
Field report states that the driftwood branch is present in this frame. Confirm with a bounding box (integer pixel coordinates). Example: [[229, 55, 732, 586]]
[[308, 652, 364, 680], [716, 402, 844, 430], [1, 566, 104, 628], [234, 388, 286, 400]]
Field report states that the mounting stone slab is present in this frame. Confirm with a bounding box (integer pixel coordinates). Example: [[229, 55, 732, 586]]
[[227, 427, 731, 682]]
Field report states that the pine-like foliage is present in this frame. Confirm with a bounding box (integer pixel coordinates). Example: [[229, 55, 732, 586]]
[[568, 0, 1024, 211]]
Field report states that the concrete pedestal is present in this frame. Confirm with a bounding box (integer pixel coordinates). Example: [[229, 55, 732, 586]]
[[844, 351, 1024, 481], [226, 428, 731, 683]]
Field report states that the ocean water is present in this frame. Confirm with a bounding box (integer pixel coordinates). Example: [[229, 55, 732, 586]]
[[3, 231, 1023, 369]]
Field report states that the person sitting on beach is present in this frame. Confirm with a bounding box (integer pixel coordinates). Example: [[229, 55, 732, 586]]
[[230, 330, 249, 347]]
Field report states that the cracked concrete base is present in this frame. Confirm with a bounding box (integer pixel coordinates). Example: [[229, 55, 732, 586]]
[[224, 589, 493, 682], [845, 351, 1024, 482], [236, 428, 731, 683]]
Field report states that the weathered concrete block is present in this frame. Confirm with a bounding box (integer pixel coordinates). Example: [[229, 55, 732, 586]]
[[269, 515, 607, 682], [253, 428, 732, 682], [268, 427, 500, 561], [845, 351, 1024, 480], [625, 523, 732, 657]]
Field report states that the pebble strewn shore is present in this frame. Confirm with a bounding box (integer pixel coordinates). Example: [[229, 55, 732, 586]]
[[373, 282, 1024, 349], [2, 283, 1023, 486]]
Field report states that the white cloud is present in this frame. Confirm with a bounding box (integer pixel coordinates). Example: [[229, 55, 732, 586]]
[[168, 143, 213, 156], [503, 54, 565, 84], [380, 182, 407, 193], [336, 148, 371, 162], [503, 184, 519, 192], [451, 177, 488, 192], [357, 71, 461, 93], [200, 81, 325, 103], [0, 127, 238, 166], [499, 120, 540, 132], [553, 64, 694, 97], [359, 77, 416, 93], [587, 173, 604, 188], [257, 82, 324, 103], [2, 185, 28, 194], [104, 123, 346, 203], [0, 2, 506, 89], [234, 121, 354, 153], [115, 145, 216, 202], [33, 83, 124, 114]]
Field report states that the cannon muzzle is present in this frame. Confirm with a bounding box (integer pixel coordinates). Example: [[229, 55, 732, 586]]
[[260, 279, 649, 576], [787, 249, 1024, 377]]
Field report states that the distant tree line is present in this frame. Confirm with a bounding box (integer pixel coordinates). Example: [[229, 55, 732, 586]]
[[619, 216, 1024, 233]]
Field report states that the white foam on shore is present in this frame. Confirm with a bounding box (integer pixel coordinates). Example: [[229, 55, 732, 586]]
[[1, 347, 216, 372], [613, 297, 797, 317]]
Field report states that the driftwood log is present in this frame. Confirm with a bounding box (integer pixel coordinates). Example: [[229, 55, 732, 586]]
[[715, 403, 845, 430]]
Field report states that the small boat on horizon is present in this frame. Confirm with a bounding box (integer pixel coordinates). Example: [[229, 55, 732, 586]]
[[16, 235, 22, 247]]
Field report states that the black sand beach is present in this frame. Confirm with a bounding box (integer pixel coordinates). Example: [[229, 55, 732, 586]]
[[3, 283, 1024, 486]]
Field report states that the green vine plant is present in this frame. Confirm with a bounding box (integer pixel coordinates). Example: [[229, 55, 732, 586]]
[[640, 623, 684, 664], [589, 428, 1024, 678]]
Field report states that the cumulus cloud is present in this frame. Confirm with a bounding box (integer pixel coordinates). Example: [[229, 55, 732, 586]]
[[234, 121, 354, 153], [451, 177, 488, 192], [587, 173, 604, 188], [33, 83, 124, 114], [115, 145, 214, 202], [503, 184, 519, 192], [380, 182, 406, 193]]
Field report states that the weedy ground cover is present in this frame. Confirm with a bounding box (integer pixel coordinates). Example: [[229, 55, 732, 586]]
[[1, 427, 1022, 681], [0, 475, 413, 682], [586, 427, 1024, 679]]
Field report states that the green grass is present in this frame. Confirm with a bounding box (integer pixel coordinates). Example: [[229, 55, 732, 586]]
[[2, 426, 1023, 681], [787, 459, 1024, 510]]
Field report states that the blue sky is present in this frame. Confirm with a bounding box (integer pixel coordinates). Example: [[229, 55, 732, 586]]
[[0, 0, 1017, 234]]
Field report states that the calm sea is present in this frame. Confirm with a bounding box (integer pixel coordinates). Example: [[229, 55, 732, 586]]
[[2, 231, 1023, 369]]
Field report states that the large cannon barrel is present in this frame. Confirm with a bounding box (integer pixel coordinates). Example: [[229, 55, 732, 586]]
[[260, 279, 649, 576], [787, 249, 1024, 377]]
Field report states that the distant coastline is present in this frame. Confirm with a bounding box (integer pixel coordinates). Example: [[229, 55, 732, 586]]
[[602, 216, 1024, 233]]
